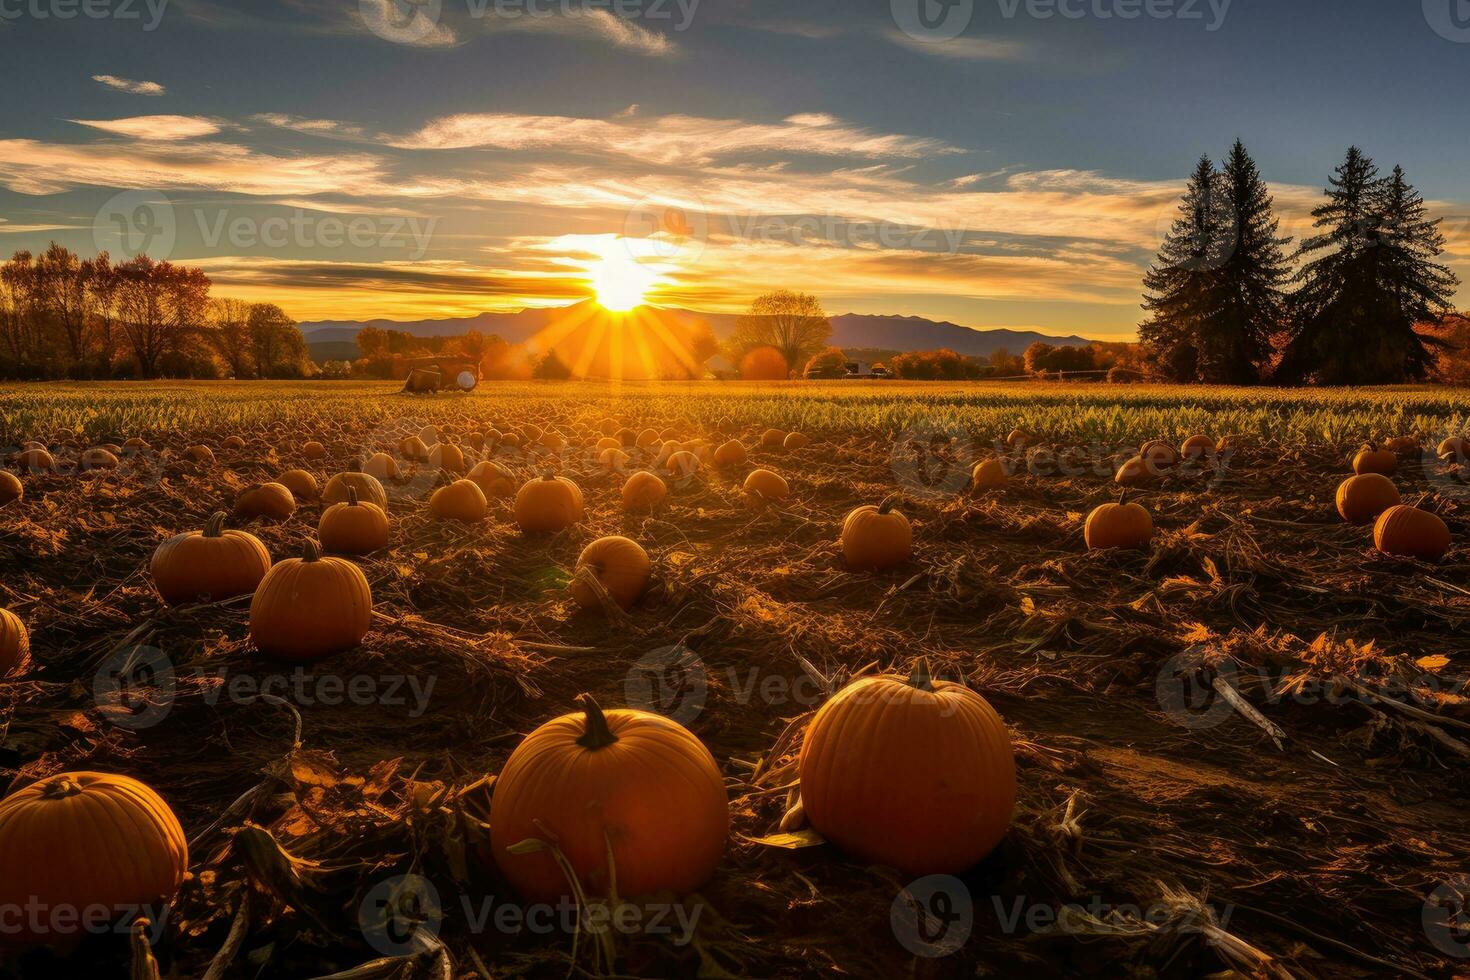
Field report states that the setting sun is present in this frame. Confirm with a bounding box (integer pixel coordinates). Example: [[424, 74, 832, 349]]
[[590, 249, 659, 311]]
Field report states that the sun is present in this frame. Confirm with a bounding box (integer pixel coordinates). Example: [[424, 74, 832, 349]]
[[590, 249, 659, 312]]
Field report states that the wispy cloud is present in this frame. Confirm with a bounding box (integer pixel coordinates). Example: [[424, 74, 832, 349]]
[[91, 74, 166, 96], [496, 9, 674, 55], [69, 116, 223, 140], [884, 30, 1029, 61]]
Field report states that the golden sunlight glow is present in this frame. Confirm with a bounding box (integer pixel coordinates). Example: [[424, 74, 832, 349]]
[[590, 249, 659, 311]]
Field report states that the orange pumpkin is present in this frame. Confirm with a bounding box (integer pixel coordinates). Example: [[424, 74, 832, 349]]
[[277, 468, 320, 502], [233, 482, 296, 522], [362, 452, 400, 481], [622, 471, 668, 513], [783, 432, 811, 451], [0, 471, 22, 506], [222, 435, 246, 451], [429, 442, 466, 475], [323, 465, 388, 510], [615, 427, 638, 448], [971, 457, 1008, 490], [1352, 445, 1397, 476], [1385, 435, 1419, 456], [14, 448, 55, 474], [514, 472, 584, 533], [184, 444, 215, 465], [429, 479, 488, 522], [0, 772, 188, 948], [152, 512, 272, 605], [759, 428, 787, 449], [743, 468, 789, 508], [249, 539, 372, 661], [1179, 435, 1215, 461], [1139, 439, 1178, 469], [1437, 436, 1469, 462], [466, 460, 516, 498], [1084, 493, 1153, 550], [597, 436, 621, 452], [600, 447, 630, 471], [0, 608, 29, 677], [1335, 474, 1400, 525], [1113, 454, 1157, 487], [80, 447, 119, 471], [319, 487, 389, 555], [488, 695, 728, 902], [635, 428, 661, 451], [302, 440, 327, 460], [569, 536, 651, 610], [539, 430, 566, 452], [666, 450, 701, 479], [418, 424, 439, 446], [399, 435, 430, 462], [841, 496, 912, 571], [712, 439, 747, 468], [1005, 428, 1032, 450], [799, 661, 1014, 874], [1374, 505, 1451, 562]]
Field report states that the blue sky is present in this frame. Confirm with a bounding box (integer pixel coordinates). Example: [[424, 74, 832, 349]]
[[1, 0, 1466, 337]]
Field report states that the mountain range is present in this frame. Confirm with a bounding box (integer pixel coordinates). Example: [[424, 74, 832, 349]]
[[298, 301, 1092, 363]]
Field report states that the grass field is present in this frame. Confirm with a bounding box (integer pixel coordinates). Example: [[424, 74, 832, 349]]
[[2, 380, 1470, 978]]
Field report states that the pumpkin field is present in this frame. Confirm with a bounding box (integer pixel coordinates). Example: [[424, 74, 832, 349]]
[[3, 379, 1470, 979]]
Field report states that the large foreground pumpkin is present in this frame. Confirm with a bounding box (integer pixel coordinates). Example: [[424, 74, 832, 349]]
[[1374, 505, 1451, 562], [0, 772, 188, 947], [151, 512, 272, 605], [319, 488, 389, 555], [798, 662, 1015, 874], [514, 472, 584, 533], [0, 608, 29, 677], [250, 540, 372, 661], [489, 695, 728, 902], [1335, 474, 1400, 525]]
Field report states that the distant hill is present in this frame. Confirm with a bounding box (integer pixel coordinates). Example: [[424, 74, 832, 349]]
[[300, 301, 1091, 363]]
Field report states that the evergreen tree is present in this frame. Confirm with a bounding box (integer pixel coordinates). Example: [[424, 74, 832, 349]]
[[1207, 140, 1291, 383], [1277, 149, 1455, 383], [1138, 155, 1230, 381]]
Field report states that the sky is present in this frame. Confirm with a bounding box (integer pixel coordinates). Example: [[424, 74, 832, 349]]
[[1, 0, 1469, 339]]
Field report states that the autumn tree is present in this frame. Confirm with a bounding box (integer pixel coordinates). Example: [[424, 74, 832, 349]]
[[727, 290, 832, 372], [114, 256, 211, 378], [804, 347, 849, 379], [211, 297, 255, 378]]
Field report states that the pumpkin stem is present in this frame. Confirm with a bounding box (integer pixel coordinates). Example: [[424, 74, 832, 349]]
[[907, 658, 936, 692], [40, 776, 83, 800], [302, 539, 322, 563], [347, 486, 359, 507], [1118, 488, 1130, 506], [877, 493, 902, 515], [575, 693, 619, 750], [203, 511, 228, 537], [349, 459, 364, 473], [542, 468, 556, 481]]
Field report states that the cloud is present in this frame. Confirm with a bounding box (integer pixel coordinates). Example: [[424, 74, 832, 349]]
[[250, 113, 373, 141], [69, 116, 223, 141], [496, 9, 674, 55], [91, 75, 166, 96], [885, 30, 1028, 61], [0, 219, 74, 234]]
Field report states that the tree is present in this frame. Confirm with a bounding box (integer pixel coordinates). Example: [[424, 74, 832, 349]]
[[1277, 150, 1458, 383], [34, 244, 89, 374], [249, 303, 309, 378], [83, 252, 119, 371], [210, 298, 255, 378], [532, 350, 572, 380], [1209, 140, 1291, 383], [804, 347, 849, 379], [115, 256, 210, 378], [1138, 155, 1230, 381], [0, 252, 43, 375], [726, 290, 831, 371]]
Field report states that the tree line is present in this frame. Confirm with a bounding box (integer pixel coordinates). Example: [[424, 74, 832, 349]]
[[1141, 141, 1460, 385], [0, 245, 310, 379]]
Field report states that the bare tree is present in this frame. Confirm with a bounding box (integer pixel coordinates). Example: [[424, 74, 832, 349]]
[[83, 251, 120, 372], [115, 256, 210, 377], [0, 252, 43, 374], [34, 243, 89, 373]]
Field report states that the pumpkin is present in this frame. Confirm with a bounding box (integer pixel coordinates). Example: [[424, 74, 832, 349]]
[[596, 436, 621, 452], [362, 451, 401, 481], [0, 772, 188, 947], [500, 431, 523, 449], [233, 482, 296, 521], [1374, 505, 1451, 562], [80, 447, 119, 471], [971, 457, 1008, 491], [615, 427, 638, 447], [599, 418, 620, 436], [1437, 436, 1469, 462], [249, 539, 372, 661], [1179, 435, 1215, 461], [277, 468, 320, 502], [569, 536, 651, 610], [429, 479, 488, 522], [123, 436, 150, 450], [1084, 493, 1154, 550], [783, 431, 811, 451], [659, 426, 680, 442], [429, 441, 466, 474], [0, 471, 22, 506], [759, 428, 787, 448], [1139, 439, 1178, 469], [488, 695, 727, 902], [1114, 454, 1157, 487], [521, 424, 544, 445], [323, 464, 388, 510], [319, 487, 389, 555], [600, 448, 630, 472], [184, 444, 215, 464], [1385, 435, 1419, 456], [399, 435, 430, 462], [1336, 474, 1400, 525], [222, 435, 246, 451], [15, 448, 55, 473], [418, 424, 439, 446], [467, 460, 517, 498], [514, 472, 585, 533], [622, 471, 668, 513], [1352, 445, 1397, 476], [666, 450, 701, 479], [841, 496, 912, 571], [1005, 428, 1032, 449], [743, 468, 789, 508], [539, 430, 566, 452], [713, 439, 747, 468], [467, 432, 486, 452], [0, 608, 29, 677], [798, 661, 1014, 874], [152, 511, 272, 605], [635, 428, 661, 450], [302, 440, 326, 460]]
